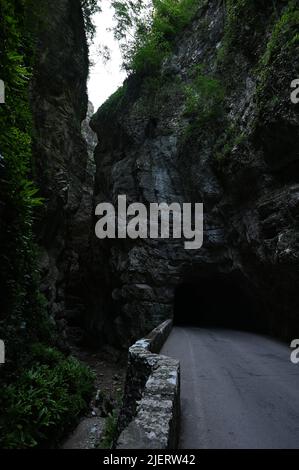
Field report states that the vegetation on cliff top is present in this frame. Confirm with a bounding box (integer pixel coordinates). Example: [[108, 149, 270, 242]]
[[112, 0, 202, 74], [96, 0, 204, 119], [98, 0, 298, 190]]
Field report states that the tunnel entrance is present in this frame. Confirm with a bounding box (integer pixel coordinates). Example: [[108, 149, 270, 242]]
[[174, 275, 266, 332]]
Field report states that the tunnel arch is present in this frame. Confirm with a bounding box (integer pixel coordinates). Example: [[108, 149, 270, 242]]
[[173, 273, 267, 333]]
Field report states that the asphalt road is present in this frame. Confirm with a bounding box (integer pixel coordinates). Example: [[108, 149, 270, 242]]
[[160, 327, 299, 449]]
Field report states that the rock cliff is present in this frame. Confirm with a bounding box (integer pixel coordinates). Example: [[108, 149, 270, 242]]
[[90, 0, 299, 346], [31, 0, 93, 336]]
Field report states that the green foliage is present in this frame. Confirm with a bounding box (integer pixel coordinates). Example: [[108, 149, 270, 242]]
[[184, 66, 225, 121], [260, 0, 299, 69], [98, 409, 119, 449], [254, 0, 299, 112], [0, 347, 95, 449], [0, 0, 52, 364], [213, 0, 299, 174], [0, 0, 96, 450], [182, 66, 225, 144], [31, 342, 64, 366], [98, 389, 123, 449], [96, 84, 127, 119], [218, 0, 254, 59], [112, 0, 150, 42], [217, 0, 277, 68], [81, 0, 101, 41], [214, 125, 247, 168], [112, 0, 200, 74]]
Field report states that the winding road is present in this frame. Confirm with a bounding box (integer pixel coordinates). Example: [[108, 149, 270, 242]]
[[160, 327, 299, 449]]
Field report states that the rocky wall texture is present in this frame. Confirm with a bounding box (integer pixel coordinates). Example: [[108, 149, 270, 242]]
[[117, 320, 180, 449], [30, 0, 93, 337], [90, 0, 299, 346]]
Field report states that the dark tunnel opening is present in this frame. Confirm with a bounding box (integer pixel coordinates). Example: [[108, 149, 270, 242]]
[[174, 275, 267, 333]]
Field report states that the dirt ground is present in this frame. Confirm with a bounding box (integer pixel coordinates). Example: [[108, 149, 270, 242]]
[[73, 345, 127, 404], [62, 334, 127, 449]]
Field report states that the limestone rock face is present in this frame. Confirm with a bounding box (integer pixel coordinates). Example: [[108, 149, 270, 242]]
[[90, 0, 299, 346], [31, 0, 92, 330], [82, 102, 98, 160]]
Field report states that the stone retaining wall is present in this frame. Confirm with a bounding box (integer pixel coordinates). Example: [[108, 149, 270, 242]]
[[116, 320, 180, 449]]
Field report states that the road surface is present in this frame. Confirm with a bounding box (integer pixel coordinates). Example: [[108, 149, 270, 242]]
[[160, 327, 299, 449]]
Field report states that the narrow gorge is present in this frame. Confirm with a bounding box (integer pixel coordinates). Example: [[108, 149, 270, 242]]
[[89, 0, 299, 346], [0, 0, 298, 451]]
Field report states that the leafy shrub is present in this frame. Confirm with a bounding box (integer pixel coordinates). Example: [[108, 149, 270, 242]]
[[30, 342, 64, 366], [0, 348, 95, 449], [112, 0, 200, 74]]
